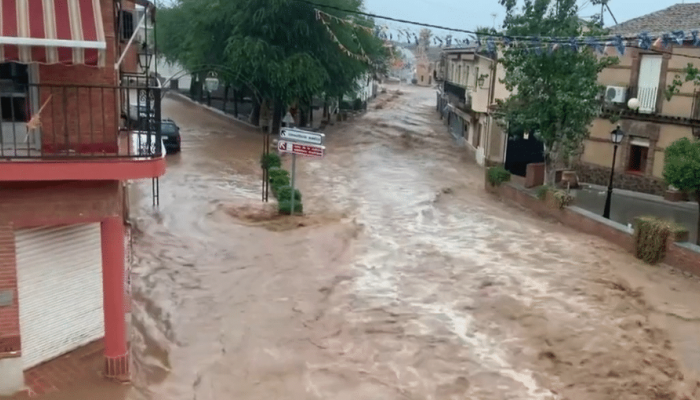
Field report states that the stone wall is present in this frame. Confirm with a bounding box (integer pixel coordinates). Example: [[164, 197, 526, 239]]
[[575, 163, 666, 196]]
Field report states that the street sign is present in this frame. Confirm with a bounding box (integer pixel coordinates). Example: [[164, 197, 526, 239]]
[[282, 112, 294, 124], [278, 140, 324, 158], [280, 128, 325, 145]]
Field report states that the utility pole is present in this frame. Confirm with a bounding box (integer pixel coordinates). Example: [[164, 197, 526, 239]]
[[600, 0, 605, 27]]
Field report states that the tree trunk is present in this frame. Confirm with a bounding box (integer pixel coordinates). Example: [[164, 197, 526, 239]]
[[222, 84, 229, 113], [251, 96, 261, 126], [696, 191, 700, 245], [323, 96, 329, 120], [233, 89, 239, 118], [309, 98, 313, 125], [299, 98, 309, 127], [271, 99, 284, 135]]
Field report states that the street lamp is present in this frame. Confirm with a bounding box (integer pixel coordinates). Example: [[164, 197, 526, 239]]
[[627, 97, 640, 111], [137, 44, 154, 72], [603, 125, 625, 219], [205, 72, 219, 92]]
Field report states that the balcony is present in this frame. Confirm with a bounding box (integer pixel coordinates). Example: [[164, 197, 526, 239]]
[[0, 82, 166, 181], [443, 80, 472, 111], [628, 85, 658, 114]]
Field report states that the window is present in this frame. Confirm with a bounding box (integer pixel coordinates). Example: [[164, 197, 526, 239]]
[[118, 10, 135, 41], [465, 66, 470, 87], [637, 55, 662, 113], [421, 75, 424, 82], [474, 67, 480, 89], [456, 65, 461, 84], [693, 91, 700, 119], [627, 137, 650, 173], [0, 63, 29, 124]]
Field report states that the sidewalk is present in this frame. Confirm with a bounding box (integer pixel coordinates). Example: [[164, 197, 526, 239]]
[[1, 341, 127, 399], [574, 183, 699, 244]]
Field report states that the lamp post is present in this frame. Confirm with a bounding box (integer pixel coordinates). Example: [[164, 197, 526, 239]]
[[603, 125, 625, 219], [205, 71, 220, 92], [137, 44, 154, 73]]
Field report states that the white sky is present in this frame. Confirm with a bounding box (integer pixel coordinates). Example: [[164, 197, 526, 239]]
[[363, 0, 681, 40]]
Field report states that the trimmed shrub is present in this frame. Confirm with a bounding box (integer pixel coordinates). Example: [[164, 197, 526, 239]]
[[487, 166, 511, 187], [552, 190, 574, 209], [278, 199, 303, 215], [633, 216, 684, 264], [275, 185, 302, 202], [261, 152, 281, 169], [268, 167, 289, 183], [536, 185, 551, 200], [269, 174, 290, 193]]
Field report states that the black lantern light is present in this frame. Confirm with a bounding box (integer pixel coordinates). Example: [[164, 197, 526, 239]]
[[138, 44, 154, 71]]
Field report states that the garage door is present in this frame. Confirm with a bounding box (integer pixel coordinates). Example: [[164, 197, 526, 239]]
[[15, 224, 104, 369]]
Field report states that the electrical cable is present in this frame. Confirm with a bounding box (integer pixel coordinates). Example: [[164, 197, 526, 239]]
[[293, 0, 700, 47]]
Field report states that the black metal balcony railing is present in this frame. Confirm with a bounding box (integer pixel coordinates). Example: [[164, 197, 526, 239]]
[[443, 80, 466, 103], [0, 81, 162, 159], [626, 85, 658, 114]]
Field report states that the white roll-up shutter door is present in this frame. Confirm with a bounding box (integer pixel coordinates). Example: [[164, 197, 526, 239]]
[[15, 224, 104, 370]]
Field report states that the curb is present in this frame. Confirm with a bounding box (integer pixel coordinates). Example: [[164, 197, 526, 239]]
[[164, 91, 260, 130]]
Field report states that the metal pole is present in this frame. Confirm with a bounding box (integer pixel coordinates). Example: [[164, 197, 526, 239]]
[[290, 153, 297, 215], [603, 144, 618, 219]]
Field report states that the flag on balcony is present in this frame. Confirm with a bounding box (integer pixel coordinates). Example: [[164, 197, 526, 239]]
[[0, 0, 106, 67]]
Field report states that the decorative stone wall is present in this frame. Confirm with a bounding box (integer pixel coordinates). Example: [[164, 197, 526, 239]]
[[575, 163, 666, 196]]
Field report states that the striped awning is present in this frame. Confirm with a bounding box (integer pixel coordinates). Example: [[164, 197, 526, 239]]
[[0, 0, 106, 67]]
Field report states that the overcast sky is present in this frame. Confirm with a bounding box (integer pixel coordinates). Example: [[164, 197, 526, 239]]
[[363, 0, 681, 40]]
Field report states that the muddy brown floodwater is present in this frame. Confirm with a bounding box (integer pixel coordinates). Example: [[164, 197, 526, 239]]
[[43, 86, 700, 400]]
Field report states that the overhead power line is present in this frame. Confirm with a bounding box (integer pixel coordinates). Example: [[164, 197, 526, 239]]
[[292, 0, 700, 61]]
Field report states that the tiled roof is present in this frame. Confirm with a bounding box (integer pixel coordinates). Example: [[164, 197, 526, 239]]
[[609, 3, 700, 36]]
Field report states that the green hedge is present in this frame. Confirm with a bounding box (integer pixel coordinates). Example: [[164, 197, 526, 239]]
[[487, 166, 511, 187], [261, 152, 281, 169], [278, 199, 303, 215], [275, 185, 302, 202], [265, 164, 304, 215]]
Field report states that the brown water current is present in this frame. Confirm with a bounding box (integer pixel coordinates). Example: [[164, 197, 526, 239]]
[[38, 86, 700, 399]]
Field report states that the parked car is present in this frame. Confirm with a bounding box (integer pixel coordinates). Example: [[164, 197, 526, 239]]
[[160, 118, 181, 154]]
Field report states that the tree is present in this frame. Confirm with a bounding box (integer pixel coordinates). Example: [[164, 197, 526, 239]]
[[663, 137, 700, 245], [223, 0, 386, 133], [156, 0, 249, 102], [495, 0, 617, 184], [419, 28, 432, 49]]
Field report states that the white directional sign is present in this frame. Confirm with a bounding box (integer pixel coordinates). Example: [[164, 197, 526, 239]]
[[278, 140, 324, 158], [282, 112, 295, 124], [280, 128, 325, 145]]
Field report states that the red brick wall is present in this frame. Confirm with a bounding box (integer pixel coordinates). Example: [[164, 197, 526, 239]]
[[0, 223, 20, 357], [0, 181, 123, 229], [666, 244, 700, 276], [37, 0, 125, 154], [486, 180, 700, 275]]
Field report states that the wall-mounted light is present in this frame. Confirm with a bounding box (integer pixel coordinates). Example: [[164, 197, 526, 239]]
[[205, 71, 219, 92]]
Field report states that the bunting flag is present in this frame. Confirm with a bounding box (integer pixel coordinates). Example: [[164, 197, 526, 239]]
[[317, 9, 371, 62], [315, 7, 700, 59]]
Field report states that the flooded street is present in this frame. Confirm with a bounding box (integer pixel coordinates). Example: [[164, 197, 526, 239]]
[[115, 86, 700, 400]]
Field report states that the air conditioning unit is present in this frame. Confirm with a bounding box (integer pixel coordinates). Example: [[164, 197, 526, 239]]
[[605, 86, 627, 103]]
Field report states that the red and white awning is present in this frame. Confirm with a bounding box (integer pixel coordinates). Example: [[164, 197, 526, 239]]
[[0, 0, 106, 67]]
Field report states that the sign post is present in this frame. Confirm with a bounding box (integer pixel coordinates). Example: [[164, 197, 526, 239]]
[[277, 128, 326, 215], [290, 153, 297, 214]]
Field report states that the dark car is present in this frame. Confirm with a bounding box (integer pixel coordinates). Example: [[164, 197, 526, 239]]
[[160, 119, 181, 153]]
